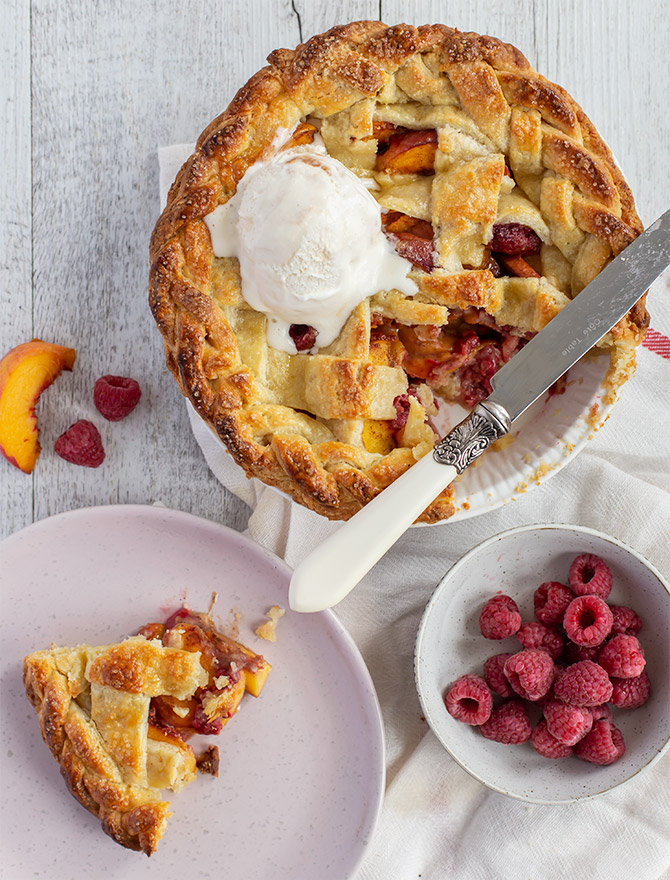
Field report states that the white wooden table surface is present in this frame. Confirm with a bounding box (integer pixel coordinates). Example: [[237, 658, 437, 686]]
[[2, 0, 669, 541]]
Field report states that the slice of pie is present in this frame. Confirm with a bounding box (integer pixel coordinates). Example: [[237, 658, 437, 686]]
[[23, 607, 270, 855], [149, 22, 649, 522]]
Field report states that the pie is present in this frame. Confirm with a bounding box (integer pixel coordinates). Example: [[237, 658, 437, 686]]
[[23, 607, 270, 855], [149, 22, 649, 522]]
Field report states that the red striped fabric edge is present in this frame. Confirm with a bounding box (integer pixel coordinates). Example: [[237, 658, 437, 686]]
[[642, 328, 670, 360]]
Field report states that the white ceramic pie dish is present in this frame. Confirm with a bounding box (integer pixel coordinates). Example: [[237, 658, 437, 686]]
[[414, 523, 670, 804]]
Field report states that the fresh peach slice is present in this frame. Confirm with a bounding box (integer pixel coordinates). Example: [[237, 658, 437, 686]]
[[376, 129, 438, 175], [0, 340, 76, 473]]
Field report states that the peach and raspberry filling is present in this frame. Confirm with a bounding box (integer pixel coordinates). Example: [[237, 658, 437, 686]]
[[398, 311, 530, 408], [381, 210, 542, 281], [283, 118, 555, 435], [372, 122, 542, 275], [368, 309, 530, 431], [369, 125, 546, 411], [379, 208, 542, 417], [138, 608, 270, 740]]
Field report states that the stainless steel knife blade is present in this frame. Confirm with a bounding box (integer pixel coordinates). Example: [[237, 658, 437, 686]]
[[487, 208, 670, 422]]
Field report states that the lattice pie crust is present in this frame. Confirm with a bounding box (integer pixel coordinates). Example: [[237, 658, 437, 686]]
[[149, 23, 648, 522]]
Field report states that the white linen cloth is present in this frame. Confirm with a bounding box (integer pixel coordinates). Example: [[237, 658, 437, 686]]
[[159, 146, 670, 880]]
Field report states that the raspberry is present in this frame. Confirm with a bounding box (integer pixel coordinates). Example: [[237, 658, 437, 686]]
[[483, 653, 515, 697], [531, 720, 573, 759], [489, 222, 542, 255], [444, 674, 492, 725], [609, 605, 643, 636], [391, 387, 420, 432], [563, 595, 613, 647], [547, 663, 567, 698], [553, 660, 613, 706], [534, 581, 574, 625], [563, 642, 601, 664], [598, 634, 646, 679], [442, 550, 650, 768], [93, 375, 142, 421], [543, 700, 593, 746], [610, 670, 651, 709], [54, 420, 105, 468], [568, 554, 612, 599], [479, 595, 521, 639], [479, 700, 531, 744], [517, 621, 564, 659], [391, 394, 411, 431], [575, 720, 625, 765], [191, 703, 224, 735], [547, 662, 568, 689], [589, 704, 612, 723], [289, 324, 318, 352], [503, 649, 554, 701]]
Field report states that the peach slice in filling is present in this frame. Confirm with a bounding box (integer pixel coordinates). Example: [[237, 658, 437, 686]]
[[375, 128, 438, 175], [282, 121, 318, 150], [496, 254, 541, 278]]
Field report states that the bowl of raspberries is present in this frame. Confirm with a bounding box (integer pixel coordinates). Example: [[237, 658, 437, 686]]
[[414, 524, 670, 803]]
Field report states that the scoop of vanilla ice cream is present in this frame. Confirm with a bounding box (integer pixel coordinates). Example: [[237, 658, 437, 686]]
[[204, 140, 417, 353]]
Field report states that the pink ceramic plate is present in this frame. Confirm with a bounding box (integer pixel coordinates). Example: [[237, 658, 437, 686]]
[[0, 505, 384, 879]]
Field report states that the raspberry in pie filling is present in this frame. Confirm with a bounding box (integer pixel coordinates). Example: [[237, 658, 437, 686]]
[[289, 323, 318, 351], [150, 23, 649, 521], [489, 223, 542, 256]]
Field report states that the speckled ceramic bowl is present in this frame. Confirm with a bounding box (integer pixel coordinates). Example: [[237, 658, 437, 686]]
[[414, 524, 670, 804]]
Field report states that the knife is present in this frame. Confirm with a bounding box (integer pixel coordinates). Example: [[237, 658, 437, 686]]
[[289, 209, 670, 613]]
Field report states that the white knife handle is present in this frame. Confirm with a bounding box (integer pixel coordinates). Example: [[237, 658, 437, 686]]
[[289, 402, 511, 612], [288, 454, 458, 612]]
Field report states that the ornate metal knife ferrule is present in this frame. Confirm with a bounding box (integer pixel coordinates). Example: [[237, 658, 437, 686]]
[[432, 401, 512, 474]]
